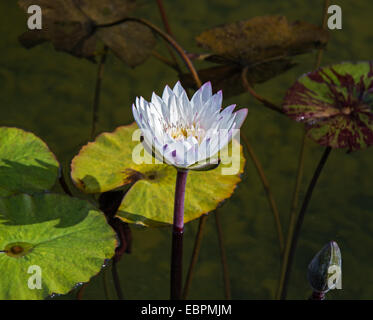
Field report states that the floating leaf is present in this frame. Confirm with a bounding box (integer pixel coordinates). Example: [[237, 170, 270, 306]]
[[283, 62, 373, 151], [196, 16, 329, 65], [0, 127, 59, 197], [96, 22, 157, 68], [0, 193, 116, 300], [18, 0, 156, 66], [75, 0, 156, 66], [71, 123, 245, 227], [18, 0, 97, 60], [180, 58, 296, 98], [307, 241, 342, 293], [180, 16, 327, 98]]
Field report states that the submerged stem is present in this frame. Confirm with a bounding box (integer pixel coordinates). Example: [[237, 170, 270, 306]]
[[171, 170, 188, 300], [315, 0, 330, 68], [276, 131, 307, 299], [215, 211, 231, 300], [156, 0, 174, 36], [241, 132, 284, 254], [182, 214, 208, 299], [97, 18, 201, 88], [287, 131, 308, 231], [152, 51, 179, 71], [90, 46, 108, 140], [112, 260, 124, 300], [241, 67, 284, 115], [279, 147, 332, 299], [156, 0, 182, 73], [76, 283, 88, 300], [276, 128, 307, 299], [103, 267, 111, 300]]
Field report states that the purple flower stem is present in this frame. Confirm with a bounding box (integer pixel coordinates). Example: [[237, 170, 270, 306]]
[[309, 291, 326, 300], [170, 170, 188, 300]]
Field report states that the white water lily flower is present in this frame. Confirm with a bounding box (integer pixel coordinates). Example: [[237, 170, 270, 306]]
[[132, 81, 248, 170]]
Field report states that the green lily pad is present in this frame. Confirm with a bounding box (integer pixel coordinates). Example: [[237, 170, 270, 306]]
[[71, 122, 245, 227], [0, 193, 116, 300], [0, 127, 59, 197], [283, 61, 373, 151]]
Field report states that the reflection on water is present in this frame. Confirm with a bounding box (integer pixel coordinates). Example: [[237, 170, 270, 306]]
[[1, 0, 373, 299]]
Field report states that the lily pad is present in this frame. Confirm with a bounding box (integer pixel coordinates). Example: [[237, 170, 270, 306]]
[[0, 193, 116, 300], [196, 16, 329, 65], [18, 0, 156, 66], [180, 16, 327, 98], [283, 61, 373, 151], [71, 122, 245, 226], [96, 22, 157, 68], [0, 127, 59, 197], [18, 0, 97, 60]]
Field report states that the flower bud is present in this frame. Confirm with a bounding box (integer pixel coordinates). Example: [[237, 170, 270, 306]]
[[307, 241, 342, 293]]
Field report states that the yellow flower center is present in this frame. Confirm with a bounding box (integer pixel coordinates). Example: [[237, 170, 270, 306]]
[[341, 107, 352, 115], [166, 123, 205, 143]]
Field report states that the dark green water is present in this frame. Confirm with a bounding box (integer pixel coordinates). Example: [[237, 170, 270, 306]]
[[1, 0, 373, 299]]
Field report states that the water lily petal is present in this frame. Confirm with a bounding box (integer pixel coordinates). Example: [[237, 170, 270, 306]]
[[162, 84, 174, 104], [173, 81, 186, 97], [233, 108, 248, 129]]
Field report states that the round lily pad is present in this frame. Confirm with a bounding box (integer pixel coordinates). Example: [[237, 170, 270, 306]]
[[0, 193, 116, 300], [0, 127, 59, 197], [283, 61, 373, 151], [196, 16, 329, 66], [71, 122, 245, 226]]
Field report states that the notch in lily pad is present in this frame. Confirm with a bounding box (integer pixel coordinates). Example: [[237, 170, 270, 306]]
[[0, 127, 59, 197], [3, 242, 34, 258], [283, 61, 373, 151], [71, 122, 245, 227], [0, 193, 117, 300]]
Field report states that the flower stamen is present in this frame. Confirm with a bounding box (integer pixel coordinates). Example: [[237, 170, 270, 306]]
[[166, 123, 205, 144]]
